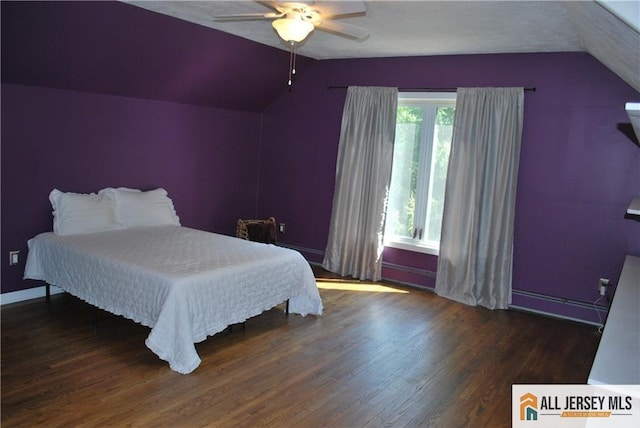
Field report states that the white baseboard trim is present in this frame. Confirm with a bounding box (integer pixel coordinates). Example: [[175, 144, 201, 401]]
[[1, 285, 64, 306], [508, 304, 603, 327]]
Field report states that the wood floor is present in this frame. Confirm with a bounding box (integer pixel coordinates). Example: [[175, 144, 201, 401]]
[[2, 268, 601, 427]]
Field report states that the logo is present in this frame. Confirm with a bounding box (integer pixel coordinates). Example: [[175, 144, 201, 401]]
[[520, 392, 538, 421], [513, 385, 640, 427]]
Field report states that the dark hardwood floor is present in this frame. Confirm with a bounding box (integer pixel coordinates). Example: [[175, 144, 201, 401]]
[[2, 267, 601, 427]]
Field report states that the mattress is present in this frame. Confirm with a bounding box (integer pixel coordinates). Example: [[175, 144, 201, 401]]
[[24, 225, 323, 374]]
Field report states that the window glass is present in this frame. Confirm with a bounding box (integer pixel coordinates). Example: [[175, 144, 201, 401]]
[[385, 93, 456, 255]]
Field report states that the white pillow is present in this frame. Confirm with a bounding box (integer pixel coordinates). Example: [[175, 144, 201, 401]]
[[112, 188, 180, 228], [49, 189, 121, 235], [99, 187, 141, 195]]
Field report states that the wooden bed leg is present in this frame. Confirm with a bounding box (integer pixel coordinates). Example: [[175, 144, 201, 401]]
[[286, 299, 289, 316], [45, 283, 51, 302]]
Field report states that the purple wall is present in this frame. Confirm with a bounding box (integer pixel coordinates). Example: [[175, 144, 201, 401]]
[[1, 1, 312, 295], [1, 84, 263, 293], [1, 1, 314, 112], [258, 52, 640, 323]]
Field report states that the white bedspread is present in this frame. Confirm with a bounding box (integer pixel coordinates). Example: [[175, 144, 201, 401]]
[[24, 226, 323, 374]]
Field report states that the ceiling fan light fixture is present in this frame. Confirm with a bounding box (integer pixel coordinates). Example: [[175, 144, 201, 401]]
[[272, 18, 314, 43]]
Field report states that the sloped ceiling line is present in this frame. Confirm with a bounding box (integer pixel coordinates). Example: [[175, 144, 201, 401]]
[[125, 1, 640, 94], [570, 1, 640, 93]]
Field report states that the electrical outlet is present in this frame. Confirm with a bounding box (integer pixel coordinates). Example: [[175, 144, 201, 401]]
[[598, 278, 610, 295], [9, 250, 19, 266], [279, 223, 286, 234]]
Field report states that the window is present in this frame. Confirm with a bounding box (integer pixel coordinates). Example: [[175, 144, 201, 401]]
[[384, 92, 456, 255]]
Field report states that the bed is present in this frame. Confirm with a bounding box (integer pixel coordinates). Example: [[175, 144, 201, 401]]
[[23, 188, 323, 374]]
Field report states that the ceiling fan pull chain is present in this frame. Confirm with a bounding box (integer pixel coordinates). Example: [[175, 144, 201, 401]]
[[292, 42, 297, 77], [288, 41, 294, 86], [288, 41, 300, 87]]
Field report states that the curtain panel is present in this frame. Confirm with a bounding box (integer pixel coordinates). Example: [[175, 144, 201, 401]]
[[435, 87, 524, 309], [323, 86, 398, 281]]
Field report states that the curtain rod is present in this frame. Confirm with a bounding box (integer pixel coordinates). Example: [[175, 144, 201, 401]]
[[327, 86, 536, 92]]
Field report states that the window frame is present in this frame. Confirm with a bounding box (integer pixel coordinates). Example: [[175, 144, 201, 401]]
[[384, 92, 457, 256]]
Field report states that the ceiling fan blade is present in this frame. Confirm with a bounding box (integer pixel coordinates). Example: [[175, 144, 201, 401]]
[[257, 1, 314, 14], [316, 20, 369, 39], [213, 12, 283, 21], [314, 1, 366, 18]]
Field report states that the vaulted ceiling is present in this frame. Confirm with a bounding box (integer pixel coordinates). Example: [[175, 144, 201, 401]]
[[2, 1, 638, 113], [128, 1, 640, 93]]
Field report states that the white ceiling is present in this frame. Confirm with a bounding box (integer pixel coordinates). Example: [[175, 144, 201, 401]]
[[127, 1, 640, 92]]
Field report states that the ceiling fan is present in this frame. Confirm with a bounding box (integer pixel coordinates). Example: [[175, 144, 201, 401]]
[[213, 1, 369, 86], [213, 1, 369, 43]]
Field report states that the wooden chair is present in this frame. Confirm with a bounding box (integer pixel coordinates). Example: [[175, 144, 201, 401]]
[[236, 217, 277, 244], [234, 216, 289, 319], [230, 217, 280, 336]]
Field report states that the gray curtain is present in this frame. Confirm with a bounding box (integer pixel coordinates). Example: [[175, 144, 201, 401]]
[[323, 86, 398, 281], [435, 87, 524, 309]]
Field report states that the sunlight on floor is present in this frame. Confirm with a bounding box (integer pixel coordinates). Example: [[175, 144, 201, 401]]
[[315, 279, 409, 293]]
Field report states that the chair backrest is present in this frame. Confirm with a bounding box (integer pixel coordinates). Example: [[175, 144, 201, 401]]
[[236, 217, 277, 244]]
